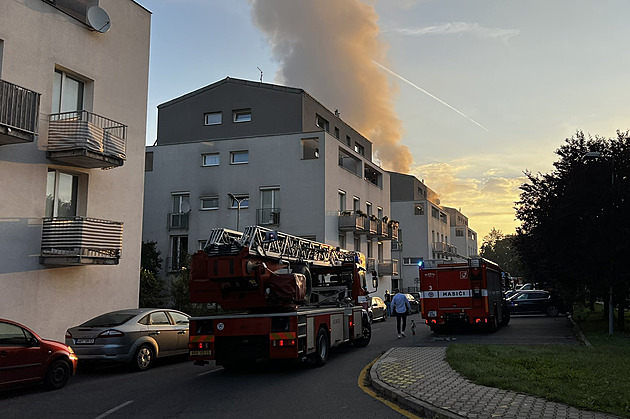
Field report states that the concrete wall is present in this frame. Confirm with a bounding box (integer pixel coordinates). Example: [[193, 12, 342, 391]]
[[0, 0, 150, 340]]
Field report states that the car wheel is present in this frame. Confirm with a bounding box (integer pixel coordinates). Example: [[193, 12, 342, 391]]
[[44, 359, 71, 390], [309, 327, 329, 367], [546, 305, 559, 317], [134, 344, 155, 371]]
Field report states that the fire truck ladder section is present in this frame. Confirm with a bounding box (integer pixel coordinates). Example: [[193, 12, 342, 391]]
[[204, 225, 355, 267]]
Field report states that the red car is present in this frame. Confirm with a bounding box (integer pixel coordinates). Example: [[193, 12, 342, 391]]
[[0, 319, 78, 390]]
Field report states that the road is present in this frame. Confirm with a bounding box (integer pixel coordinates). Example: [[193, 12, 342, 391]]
[[0, 313, 578, 418]]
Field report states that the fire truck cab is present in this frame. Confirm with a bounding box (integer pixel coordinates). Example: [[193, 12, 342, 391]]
[[419, 258, 509, 332]]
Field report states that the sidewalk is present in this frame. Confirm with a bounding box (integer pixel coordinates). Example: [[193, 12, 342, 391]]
[[369, 346, 620, 419]]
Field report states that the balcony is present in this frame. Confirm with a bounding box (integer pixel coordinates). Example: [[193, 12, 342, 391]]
[[47, 111, 126, 168], [387, 222, 399, 241], [338, 211, 366, 233], [40, 217, 123, 266], [169, 212, 189, 231], [378, 259, 399, 276], [0, 79, 41, 145], [257, 208, 280, 226], [432, 241, 458, 256], [364, 216, 377, 236]]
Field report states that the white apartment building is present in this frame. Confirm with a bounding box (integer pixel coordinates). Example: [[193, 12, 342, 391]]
[[0, 0, 151, 340], [143, 77, 397, 299]]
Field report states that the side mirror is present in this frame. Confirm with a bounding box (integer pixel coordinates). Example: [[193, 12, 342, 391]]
[[27, 337, 39, 348]]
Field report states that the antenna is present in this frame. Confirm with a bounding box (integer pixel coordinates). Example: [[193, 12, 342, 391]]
[[257, 67, 263, 83]]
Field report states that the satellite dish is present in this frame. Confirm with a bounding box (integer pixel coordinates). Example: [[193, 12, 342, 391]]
[[87, 6, 111, 33], [181, 202, 191, 213]]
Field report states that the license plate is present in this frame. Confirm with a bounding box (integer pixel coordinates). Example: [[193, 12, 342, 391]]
[[189, 350, 212, 356], [75, 338, 95, 344], [428, 311, 437, 317]]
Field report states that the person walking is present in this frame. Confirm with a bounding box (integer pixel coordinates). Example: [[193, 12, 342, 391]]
[[391, 291, 411, 338], [384, 290, 391, 317]]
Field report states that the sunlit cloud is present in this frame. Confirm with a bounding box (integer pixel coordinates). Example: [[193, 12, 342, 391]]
[[388, 22, 520, 44], [409, 160, 526, 238]]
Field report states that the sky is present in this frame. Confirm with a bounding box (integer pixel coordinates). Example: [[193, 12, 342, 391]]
[[140, 0, 630, 241]]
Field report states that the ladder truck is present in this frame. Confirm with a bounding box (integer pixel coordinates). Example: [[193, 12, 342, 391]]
[[188, 226, 375, 369], [419, 257, 510, 332]]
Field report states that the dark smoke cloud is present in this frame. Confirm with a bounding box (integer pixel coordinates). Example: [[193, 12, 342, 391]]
[[249, 0, 413, 172]]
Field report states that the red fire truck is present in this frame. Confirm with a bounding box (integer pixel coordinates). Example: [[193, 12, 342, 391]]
[[187, 226, 374, 369], [419, 258, 509, 332]]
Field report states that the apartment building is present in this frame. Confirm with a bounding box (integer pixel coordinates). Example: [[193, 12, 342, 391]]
[[389, 172, 474, 291], [143, 77, 397, 297], [443, 206, 478, 258], [0, 0, 151, 340]]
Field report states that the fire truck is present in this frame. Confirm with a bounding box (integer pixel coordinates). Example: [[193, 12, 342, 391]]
[[187, 226, 374, 369], [418, 258, 509, 332]]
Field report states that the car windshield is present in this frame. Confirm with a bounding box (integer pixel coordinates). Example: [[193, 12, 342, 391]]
[[81, 313, 136, 327]]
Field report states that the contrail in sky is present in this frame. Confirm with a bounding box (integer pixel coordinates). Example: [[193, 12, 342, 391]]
[[373, 61, 489, 132]]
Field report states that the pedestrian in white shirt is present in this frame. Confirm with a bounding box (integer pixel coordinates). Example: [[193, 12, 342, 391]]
[[391, 292, 411, 338]]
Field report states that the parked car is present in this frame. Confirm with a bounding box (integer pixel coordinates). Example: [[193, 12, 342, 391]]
[[507, 290, 565, 316], [405, 293, 420, 314], [65, 308, 190, 371], [504, 290, 519, 300], [0, 318, 78, 390], [368, 296, 387, 322]]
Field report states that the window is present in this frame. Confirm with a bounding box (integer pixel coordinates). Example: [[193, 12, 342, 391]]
[[204, 112, 222, 125], [229, 194, 249, 208], [149, 311, 171, 325], [431, 206, 440, 219], [301, 138, 319, 159], [202, 153, 220, 166], [0, 322, 29, 346], [259, 188, 280, 225], [403, 257, 423, 265], [200, 196, 219, 210], [334, 127, 340, 139], [170, 193, 190, 230], [378, 242, 383, 262], [339, 234, 346, 249], [440, 212, 448, 224], [169, 311, 189, 325], [354, 142, 365, 156], [354, 237, 360, 252], [145, 152, 153, 172], [172, 193, 190, 214], [52, 69, 84, 114], [230, 150, 249, 164], [170, 236, 188, 272], [417, 187, 424, 197], [316, 114, 329, 132], [414, 203, 424, 215], [233, 109, 251, 123], [46, 169, 79, 217], [346, 135, 351, 146], [338, 190, 346, 213], [353, 197, 360, 212], [198, 240, 207, 250], [367, 241, 373, 258], [456, 228, 464, 237], [377, 207, 383, 219], [391, 240, 400, 251], [366, 202, 372, 216]]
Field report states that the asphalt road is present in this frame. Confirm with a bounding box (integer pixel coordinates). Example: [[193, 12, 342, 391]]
[[0, 312, 578, 418]]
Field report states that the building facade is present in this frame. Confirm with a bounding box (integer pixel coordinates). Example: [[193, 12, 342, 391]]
[[443, 206, 478, 259], [389, 172, 476, 292], [0, 0, 151, 340], [144, 77, 397, 298]]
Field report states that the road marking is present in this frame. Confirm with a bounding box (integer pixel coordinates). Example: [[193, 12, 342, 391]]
[[358, 359, 423, 419], [197, 367, 222, 376], [94, 400, 134, 419]]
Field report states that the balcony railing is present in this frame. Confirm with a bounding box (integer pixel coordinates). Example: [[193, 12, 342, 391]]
[[47, 111, 126, 168], [378, 259, 399, 276], [338, 212, 366, 233], [432, 241, 458, 256], [257, 208, 280, 226], [364, 217, 377, 235], [41, 217, 123, 265], [169, 212, 189, 231], [387, 222, 399, 241], [0, 79, 40, 145], [374, 219, 388, 239]]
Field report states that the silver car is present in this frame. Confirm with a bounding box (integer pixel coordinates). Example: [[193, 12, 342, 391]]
[[65, 308, 189, 371]]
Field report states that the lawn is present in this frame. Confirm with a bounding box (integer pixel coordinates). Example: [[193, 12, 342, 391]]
[[446, 306, 630, 418]]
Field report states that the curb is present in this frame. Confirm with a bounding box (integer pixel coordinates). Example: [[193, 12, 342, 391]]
[[368, 348, 464, 419], [567, 314, 593, 348]]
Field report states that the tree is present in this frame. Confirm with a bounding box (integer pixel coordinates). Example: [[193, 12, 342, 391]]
[[514, 130, 630, 331], [479, 228, 523, 279], [169, 252, 206, 316], [139, 241, 165, 307]]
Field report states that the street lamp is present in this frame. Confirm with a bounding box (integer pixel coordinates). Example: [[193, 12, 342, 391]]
[[228, 193, 245, 231], [583, 151, 615, 336]]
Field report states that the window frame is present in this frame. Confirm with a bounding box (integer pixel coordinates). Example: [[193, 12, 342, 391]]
[[204, 111, 222, 126], [52, 68, 85, 114], [202, 153, 220, 167], [200, 196, 219, 210], [229, 194, 249, 209], [233, 109, 252, 123], [230, 150, 249, 165]]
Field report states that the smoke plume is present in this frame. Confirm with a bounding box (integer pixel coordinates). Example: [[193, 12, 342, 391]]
[[249, 0, 413, 172]]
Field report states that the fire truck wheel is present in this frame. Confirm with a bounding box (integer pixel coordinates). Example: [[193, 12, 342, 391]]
[[488, 315, 499, 332], [546, 305, 559, 317], [310, 327, 329, 367], [352, 321, 371, 348]]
